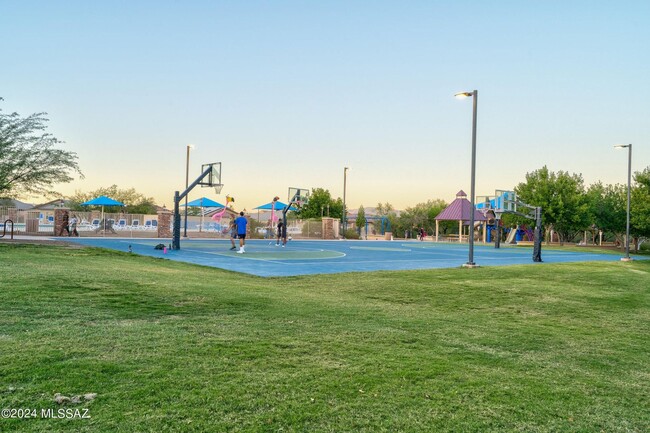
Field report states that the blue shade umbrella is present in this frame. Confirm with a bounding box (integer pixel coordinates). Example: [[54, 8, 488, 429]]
[[182, 197, 225, 208], [254, 201, 290, 210], [253, 201, 296, 224], [82, 195, 124, 207], [181, 197, 225, 232], [81, 196, 125, 234]]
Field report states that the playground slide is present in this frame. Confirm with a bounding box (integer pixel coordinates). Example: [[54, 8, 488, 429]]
[[524, 228, 534, 241], [505, 227, 517, 244]]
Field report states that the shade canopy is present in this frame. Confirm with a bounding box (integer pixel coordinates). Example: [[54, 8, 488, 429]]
[[254, 201, 291, 210], [81, 195, 124, 237], [435, 190, 486, 223], [183, 197, 225, 208], [82, 195, 124, 206]]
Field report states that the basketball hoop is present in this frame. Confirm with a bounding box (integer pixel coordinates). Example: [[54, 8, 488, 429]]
[[214, 184, 224, 194]]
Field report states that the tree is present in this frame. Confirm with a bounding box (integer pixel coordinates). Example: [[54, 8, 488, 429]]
[[394, 199, 448, 237], [375, 202, 394, 216], [0, 100, 82, 198], [67, 185, 157, 214], [515, 166, 589, 244], [631, 166, 650, 250], [374, 202, 398, 235], [296, 188, 343, 219], [585, 182, 626, 243], [355, 205, 366, 234]]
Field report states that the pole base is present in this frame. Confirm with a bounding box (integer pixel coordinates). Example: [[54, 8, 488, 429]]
[[462, 263, 480, 268], [620, 257, 634, 262]]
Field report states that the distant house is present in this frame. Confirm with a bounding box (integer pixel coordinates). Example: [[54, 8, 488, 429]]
[[31, 198, 69, 211], [0, 198, 34, 210]]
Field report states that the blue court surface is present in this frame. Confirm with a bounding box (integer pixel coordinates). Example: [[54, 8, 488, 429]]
[[66, 238, 632, 277]]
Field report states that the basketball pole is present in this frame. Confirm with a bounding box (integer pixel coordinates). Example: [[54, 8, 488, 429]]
[[173, 164, 218, 251], [184, 145, 194, 237]]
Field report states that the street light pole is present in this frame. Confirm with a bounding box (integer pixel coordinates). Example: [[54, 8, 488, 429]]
[[184, 144, 194, 237], [455, 90, 478, 267], [343, 167, 349, 235], [614, 144, 633, 261]]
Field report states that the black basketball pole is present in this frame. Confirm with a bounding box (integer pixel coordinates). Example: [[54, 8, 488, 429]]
[[532, 207, 543, 262], [172, 165, 214, 251]]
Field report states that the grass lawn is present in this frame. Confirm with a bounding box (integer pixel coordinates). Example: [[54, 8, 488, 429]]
[[0, 243, 648, 432]]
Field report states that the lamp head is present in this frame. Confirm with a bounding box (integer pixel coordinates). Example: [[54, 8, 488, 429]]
[[455, 91, 475, 99], [614, 144, 630, 149], [187, 144, 195, 150]]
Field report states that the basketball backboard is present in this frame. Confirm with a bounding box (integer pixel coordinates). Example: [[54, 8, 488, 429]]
[[288, 187, 310, 206], [500, 190, 517, 213], [199, 162, 222, 192]]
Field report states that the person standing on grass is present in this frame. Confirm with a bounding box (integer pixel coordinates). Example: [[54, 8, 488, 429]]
[[235, 211, 248, 254], [228, 218, 237, 250]]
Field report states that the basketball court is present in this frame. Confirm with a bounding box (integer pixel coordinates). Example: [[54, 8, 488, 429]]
[[64, 168, 634, 277], [65, 238, 629, 277]]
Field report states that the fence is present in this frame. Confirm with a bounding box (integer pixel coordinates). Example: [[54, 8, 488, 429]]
[[1, 208, 342, 240], [251, 218, 339, 240], [0, 207, 160, 236]]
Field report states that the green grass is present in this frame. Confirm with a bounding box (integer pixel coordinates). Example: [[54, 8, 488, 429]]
[[0, 243, 648, 432]]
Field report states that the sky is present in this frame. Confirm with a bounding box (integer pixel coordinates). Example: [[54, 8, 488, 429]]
[[2, 0, 649, 212]]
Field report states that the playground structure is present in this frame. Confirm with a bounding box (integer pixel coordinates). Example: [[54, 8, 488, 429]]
[[364, 216, 391, 237], [341, 214, 391, 239], [476, 190, 543, 262]]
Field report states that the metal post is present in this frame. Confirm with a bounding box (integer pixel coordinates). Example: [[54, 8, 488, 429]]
[[455, 90, 479, 266], [343, 167, 349, 234], [615, 144, 633, 261], [495, 218, 501, 249], [173, 164, 216, 251], [533, 207, 543, 262], [625, 144, 632, 260], [173, 191, 181, 250], [467, 90, 477, 266], [183, 145, 191, 237]]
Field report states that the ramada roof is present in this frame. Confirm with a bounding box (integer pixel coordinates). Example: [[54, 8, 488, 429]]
[[435, 190, 487, 222]]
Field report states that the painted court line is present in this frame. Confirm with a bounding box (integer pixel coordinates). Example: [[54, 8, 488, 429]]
[[64, 238, 638, 277]]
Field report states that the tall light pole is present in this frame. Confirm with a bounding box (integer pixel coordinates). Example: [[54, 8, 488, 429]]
[[614, 144, 632, 261], [184, 144, 194, 237], [455, 90, 478, 267], [343, 167, 349, 234]]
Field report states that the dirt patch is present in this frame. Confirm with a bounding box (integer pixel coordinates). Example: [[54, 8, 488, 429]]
[[0, 238, 87, 248]]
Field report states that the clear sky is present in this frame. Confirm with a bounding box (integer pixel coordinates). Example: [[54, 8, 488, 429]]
[[2, 1, 648, 212]]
